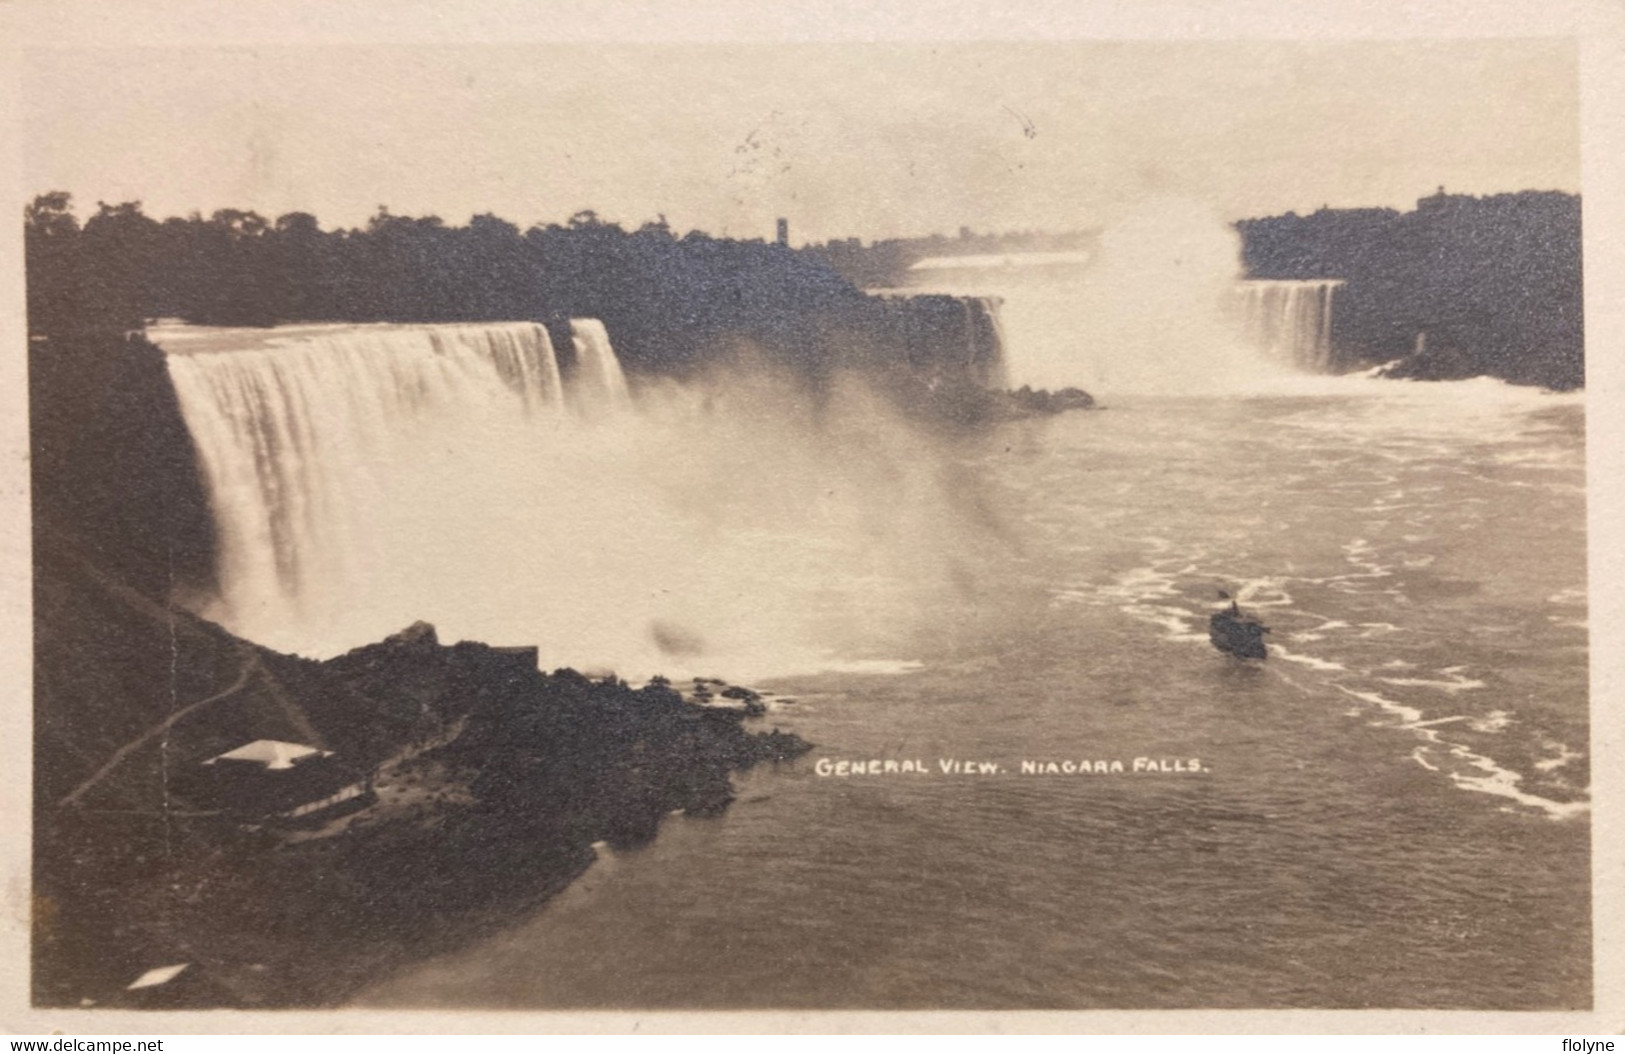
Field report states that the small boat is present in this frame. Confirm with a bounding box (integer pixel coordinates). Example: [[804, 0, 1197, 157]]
[[1210, 596, 1269, 660]]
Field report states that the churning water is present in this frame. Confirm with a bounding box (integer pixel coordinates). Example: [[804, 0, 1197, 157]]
[[356, 377, 1588, 1010]]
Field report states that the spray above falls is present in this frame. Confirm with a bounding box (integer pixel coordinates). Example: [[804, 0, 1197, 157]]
[[158, 318, 984, 678], [900, 199, 1348, 392]]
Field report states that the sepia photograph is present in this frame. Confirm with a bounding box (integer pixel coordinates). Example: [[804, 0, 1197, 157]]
[[9, 2, 1618, 1030]]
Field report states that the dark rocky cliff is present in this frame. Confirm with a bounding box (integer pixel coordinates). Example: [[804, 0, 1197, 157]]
[[1237, 191, 1582, 389]]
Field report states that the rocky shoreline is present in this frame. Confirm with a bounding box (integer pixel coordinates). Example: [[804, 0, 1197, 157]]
[[34, 589, 810, 1008]]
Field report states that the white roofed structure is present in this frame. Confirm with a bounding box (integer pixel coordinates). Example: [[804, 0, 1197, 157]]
[[202, 739, 332, 770], [127, 963, 191, 990]]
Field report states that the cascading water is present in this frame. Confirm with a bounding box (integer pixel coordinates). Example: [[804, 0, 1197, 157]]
[[157, 318, 977, 677], [568, 318, 633, 410], [868, 292, 1010, 389], [1234, 279, 1343, 373], [963, 297, 1010, 389], [898, 199, 1353, 392], [163, 321, 585, 653]]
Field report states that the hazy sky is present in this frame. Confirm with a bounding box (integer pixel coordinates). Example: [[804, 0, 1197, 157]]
[[23, 39, 1578, 243]]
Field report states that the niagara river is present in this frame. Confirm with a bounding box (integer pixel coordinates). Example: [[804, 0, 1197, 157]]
[[152, 240, 1588, 1010]]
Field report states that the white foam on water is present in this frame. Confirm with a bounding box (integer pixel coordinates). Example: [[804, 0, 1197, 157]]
[[1534, 740, 1584, 772], [1445, 749, 1589, 821], [1335, 684, 1425, 724], [1269, 645, 1347, 673], [1341, 538, 1394, 578], [1377, 668, 1487, 695], [1468, 710, 1515, 733], [1234, 579, 1296, 609], [1332, 684, 1585, 820]]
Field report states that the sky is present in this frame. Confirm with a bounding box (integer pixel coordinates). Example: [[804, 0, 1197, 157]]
[[22, 39, 1579, 244]]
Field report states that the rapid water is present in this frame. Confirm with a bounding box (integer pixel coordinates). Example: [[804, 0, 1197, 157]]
[[359, 377, 1589, 1010]]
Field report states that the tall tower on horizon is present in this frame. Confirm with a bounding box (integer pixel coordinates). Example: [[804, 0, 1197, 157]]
[[776, 218, 789, 247]]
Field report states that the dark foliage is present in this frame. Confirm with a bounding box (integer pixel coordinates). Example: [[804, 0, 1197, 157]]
[[1237, 190, 1583, 389], [27, 190, 1584, 390], [24, 196, 898, 382]]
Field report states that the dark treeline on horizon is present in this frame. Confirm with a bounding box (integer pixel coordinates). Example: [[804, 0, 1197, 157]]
[[23, 194, 887, 381], [789, 188, 1585, 389], [25, 197, 1018, 600], [1239, 189, 1583, 389], [25, 187, 1584, 389]]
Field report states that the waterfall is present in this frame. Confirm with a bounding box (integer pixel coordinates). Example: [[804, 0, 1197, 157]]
[[155, 316, 977, 679], [963, 296, 1010, 389], [161, 321, 620, 650], [870, 293, 1009, 389], [568, 318, 633, 410], [1235, 280, 1344, 373]]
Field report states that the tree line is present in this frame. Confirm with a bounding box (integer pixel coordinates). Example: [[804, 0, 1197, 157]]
[[23, 195, 871, 379], [25, 188, 1584, 389]]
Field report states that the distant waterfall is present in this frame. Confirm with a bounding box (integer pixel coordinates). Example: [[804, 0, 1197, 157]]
[[161, 321, 626, 649], [569, 318, 633, 409], [871, 293, 1009, 389], [1235, 280, 1343, 373], [963, 297, 1010, 389]]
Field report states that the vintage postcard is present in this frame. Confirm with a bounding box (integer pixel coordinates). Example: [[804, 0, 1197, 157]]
[[3, 0, 1622, 1035]]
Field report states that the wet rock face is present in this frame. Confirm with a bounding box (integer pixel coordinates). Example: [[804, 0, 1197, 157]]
[[30, 333, 217, 599]]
